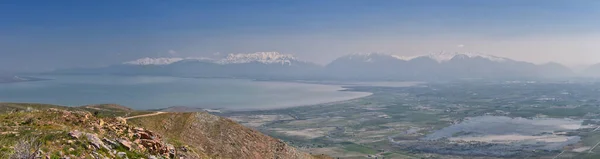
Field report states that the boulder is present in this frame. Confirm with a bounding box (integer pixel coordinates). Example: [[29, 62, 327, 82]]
[[117, 152, 127, 158], [117, 138, 133, 150], [68, 130, 83, 139], [85, 133, 110, 150], [115, 117, 127, 125], [102, 138, 118, 148], [138, 131, 153, 140]]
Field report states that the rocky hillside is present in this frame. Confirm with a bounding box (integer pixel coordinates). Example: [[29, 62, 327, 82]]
[[128, 112, 319, 159], [0, 103, 329, 159]]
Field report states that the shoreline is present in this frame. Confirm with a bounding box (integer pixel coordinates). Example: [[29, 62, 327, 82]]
[[0, 76, 51, 84], [1, 75, 380, 112], [218, 89, 374, 113], [152, 85, 375, 113]]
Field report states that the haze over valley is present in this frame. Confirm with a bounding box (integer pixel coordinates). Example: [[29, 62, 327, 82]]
[[47, 51, 599, 81], [4, 1, 600, 159]]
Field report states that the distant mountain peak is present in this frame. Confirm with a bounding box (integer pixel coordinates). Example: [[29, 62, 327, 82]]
[[341, 53, 398, 62], [123, 52, 301, 66], [218, 52, 298, 65], [397, 52, 509, 63], [123, 57, 185, 65], [341, 52, 509, 63], [346, 52, 386, 57]]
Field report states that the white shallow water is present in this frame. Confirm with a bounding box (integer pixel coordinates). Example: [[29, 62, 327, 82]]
[[0, 75, 371, 110], [424, 116, 584, 150]]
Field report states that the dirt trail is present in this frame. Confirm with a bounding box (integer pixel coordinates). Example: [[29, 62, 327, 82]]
[[125, 111, 166, 120]]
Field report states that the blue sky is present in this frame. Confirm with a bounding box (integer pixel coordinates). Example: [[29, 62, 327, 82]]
[[2, 0, 600, 71]]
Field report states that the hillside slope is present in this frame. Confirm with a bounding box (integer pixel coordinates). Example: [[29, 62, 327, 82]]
[[129, 112, 326, 159], [0, 103, 328, 159]]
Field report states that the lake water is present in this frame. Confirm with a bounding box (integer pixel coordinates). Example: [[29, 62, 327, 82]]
[[0, 75, 371, 110], [423, 116, 583, 150]]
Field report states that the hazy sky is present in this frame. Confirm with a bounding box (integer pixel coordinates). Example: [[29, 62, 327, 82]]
[[2, 0, 600, 71]]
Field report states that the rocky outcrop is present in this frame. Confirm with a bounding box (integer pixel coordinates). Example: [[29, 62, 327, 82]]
[[128, 112, 326, 159], [2, 107, 190, 158], [1, 104, 327, 159], [69, 120, 179, 158]]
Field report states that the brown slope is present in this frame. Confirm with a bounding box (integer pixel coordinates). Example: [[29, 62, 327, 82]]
[[128, 112, 328, 159], [79, 104, 134, 112]]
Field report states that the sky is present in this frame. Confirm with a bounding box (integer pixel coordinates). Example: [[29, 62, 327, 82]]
[[1, 0, 600, 72]]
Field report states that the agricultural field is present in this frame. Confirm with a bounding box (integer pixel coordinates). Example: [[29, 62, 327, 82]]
[[224, 81, 600, 158]]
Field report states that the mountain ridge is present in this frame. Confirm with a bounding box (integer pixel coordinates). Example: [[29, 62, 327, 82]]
[[52, 52, 575, 80], [344, 52, 510, 63], [123, 52, 307, 66], [325, 52, 574, 80]]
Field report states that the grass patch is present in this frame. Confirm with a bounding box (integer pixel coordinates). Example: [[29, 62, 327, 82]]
[[340, 142, 377, 154], [581, 132, 600, 147]]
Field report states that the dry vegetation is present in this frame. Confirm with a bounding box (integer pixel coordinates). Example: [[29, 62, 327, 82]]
[[129, 112, 331, 159], [0, 103, 328, 159]]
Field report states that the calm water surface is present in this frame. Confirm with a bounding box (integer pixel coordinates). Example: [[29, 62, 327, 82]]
[[0, 75, 371, 110]]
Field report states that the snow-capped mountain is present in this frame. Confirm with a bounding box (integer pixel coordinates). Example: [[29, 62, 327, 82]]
[[325, 52, 572, 80], [399, 52, 508, 63], [52, 51, 574, 80], [218, 52, 298, 65], [338, 52, 509, 63], [123, 52, 302, 66], [123, 57, 185, 65], [334, 53, 403, 63], [54, 52, 321, 79]]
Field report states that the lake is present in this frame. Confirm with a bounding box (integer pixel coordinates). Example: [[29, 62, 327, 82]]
[[0, 75, 371, 110], [423, 116, 584, 150]]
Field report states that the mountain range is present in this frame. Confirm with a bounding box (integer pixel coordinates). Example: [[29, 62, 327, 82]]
[[326, 52, 575, 80], [53, 52, 321, 79], [52, 52, 580, 81]]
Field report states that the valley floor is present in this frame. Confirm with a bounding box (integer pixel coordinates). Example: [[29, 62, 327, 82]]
[[223, 81, 600, 159]]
